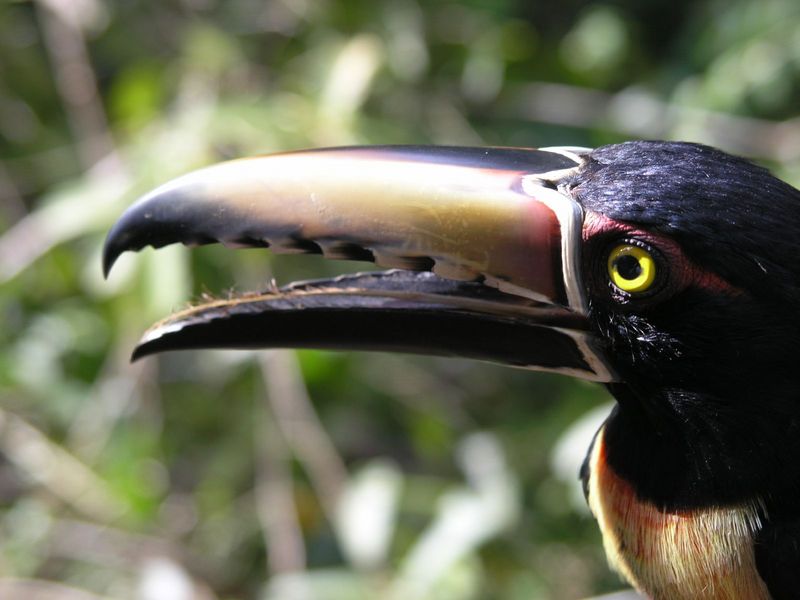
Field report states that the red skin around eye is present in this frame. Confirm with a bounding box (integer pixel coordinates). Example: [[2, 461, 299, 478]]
[[582, 210, 742, 296]]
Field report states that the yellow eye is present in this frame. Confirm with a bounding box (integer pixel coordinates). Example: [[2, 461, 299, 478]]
[[607, 244, 657, 293]]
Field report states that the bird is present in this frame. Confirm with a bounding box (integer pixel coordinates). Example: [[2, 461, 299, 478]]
[[102, 141, 800, 600]]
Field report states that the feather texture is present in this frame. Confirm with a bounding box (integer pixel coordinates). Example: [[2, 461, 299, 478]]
[[587, 427, 769, 600]]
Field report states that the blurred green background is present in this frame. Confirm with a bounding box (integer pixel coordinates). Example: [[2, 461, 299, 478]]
[[3, 0, 800, 598]]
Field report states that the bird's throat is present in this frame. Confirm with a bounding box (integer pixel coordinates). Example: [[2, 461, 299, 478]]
[[587, 427, 769, 600]]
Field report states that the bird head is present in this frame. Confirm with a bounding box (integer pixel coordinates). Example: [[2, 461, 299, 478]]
[[565, 142, 800, 513], [103, 140, 800, 515]]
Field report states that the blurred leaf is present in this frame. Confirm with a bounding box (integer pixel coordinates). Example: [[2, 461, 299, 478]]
[[109, 62, 165, 132], [335, 459, 402, 570]]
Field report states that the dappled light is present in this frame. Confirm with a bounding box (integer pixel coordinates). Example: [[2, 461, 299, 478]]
[[2, 1, 800, 598]]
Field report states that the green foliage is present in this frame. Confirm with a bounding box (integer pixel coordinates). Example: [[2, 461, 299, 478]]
[[2, 0, 800, 598]]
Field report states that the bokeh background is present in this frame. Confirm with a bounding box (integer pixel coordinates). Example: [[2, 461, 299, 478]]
[[3, 1, 800, 598]]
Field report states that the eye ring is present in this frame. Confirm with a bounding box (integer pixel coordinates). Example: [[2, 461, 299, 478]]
[[607, 244, 657, 294]]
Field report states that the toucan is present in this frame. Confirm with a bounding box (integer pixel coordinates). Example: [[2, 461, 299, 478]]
[[103, 141, 800, 599]]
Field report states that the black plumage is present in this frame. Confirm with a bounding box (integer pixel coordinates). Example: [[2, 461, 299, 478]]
[[104, 140, 800, 598], [570, 142, 800, 598]]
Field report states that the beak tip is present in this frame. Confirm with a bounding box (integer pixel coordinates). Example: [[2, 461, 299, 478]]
[[130, 346, 147, 362], [102, 241, 120, 279], [101, 190, 189, 278], [102, 217, 135, 278], [131, 334, 161, 361]]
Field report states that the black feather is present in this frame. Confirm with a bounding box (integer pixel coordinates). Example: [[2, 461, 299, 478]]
[[568, 141, 800, 512]]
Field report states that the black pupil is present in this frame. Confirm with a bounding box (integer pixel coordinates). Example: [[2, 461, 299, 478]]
[[615, 254, 642, 280]]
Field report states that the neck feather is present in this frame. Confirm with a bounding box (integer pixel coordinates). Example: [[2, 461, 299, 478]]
[[587, 426, 769, 600]]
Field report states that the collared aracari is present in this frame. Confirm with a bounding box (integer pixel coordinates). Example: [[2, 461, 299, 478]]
[[103, 141, 800, 599]]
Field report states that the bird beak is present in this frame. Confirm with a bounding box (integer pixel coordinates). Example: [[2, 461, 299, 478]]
[[104, 146, 614, 382]]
